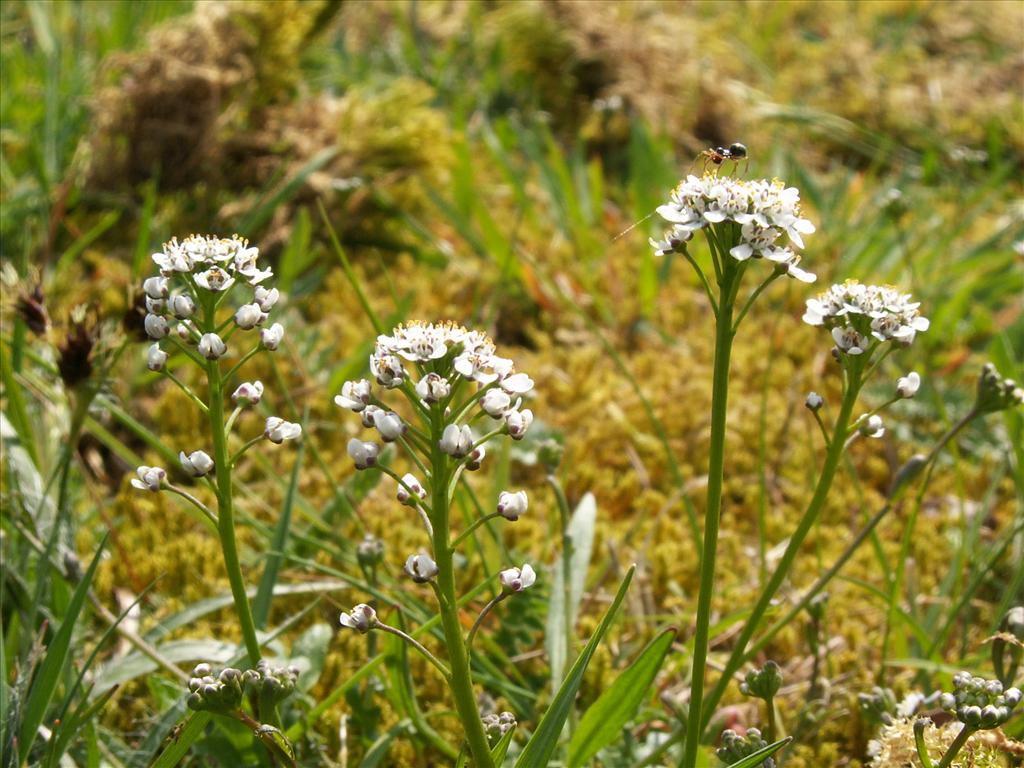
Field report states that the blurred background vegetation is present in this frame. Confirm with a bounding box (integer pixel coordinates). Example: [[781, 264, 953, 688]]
[[2, 1, 1022, 766]]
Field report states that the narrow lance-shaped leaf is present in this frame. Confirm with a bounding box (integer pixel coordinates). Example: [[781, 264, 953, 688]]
[[567, 626, 677, 768]]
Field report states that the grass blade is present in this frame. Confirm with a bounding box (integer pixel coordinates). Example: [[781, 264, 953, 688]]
[[515, 565, 635, 768], [724, 736, 792, 768], [18, 533, 108, 764]]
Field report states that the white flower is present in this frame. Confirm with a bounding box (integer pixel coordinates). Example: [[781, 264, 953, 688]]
[[152, 242, 192, 273], [264, 417, 302, 444], [804, 281, 929, 349], [170, 294, 195, 319], [369, 350, 405, 388], [404, 554, 438, 583], [260, 323, 284, 351], [144, 313, 169, 340], [896, 372, 921, 399], [481, 389, 513, 418], [145, 296, 165, 314], [339, 604, 377, 633], [179, 450, 214, 477], [499, 564, 536, 593], [501, 373, 534, 394], [347, 438, 380, 469], [654, 175, 815, 280], [147, 344, 168, 371], [234, 303, 265, 329], [397, 473, 426, 505], [198, 333, 227, 360], [805, 392, 823, 411], [374, 411, 405, 442], [143, 276, 169, 299], [232, 381, 264, 405], [439, 424, 474, 457], [194, 267, 235, 293], [335, 379, 372, 412], [831, 327, 867, 355], [415, 373, 450, 404], [131, 465, 165, 491], [497, 490, 528, 521], [859, 415, 885, 438], [254, 285, 280, 312], [505, 408, 533, 440]]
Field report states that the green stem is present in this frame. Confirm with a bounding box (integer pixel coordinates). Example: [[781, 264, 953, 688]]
[[681, 264, 739, 767], [206, 358, 262, 665], [376, 623, 452, 680], [451, 512, 505, 551], [936, 724, 975, 768], [429, 413, 495, 768], [699, 377, 860, 731]]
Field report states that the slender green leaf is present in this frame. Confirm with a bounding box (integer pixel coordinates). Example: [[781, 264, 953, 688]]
[[567, 627, 677, 768], [148, 712, 212, 768], [18, 534, 108, 764], [516, 565, 635, 768], [253, 438, 304, 627], [724, 736, 792, 768], [490, 725, 516, 765]]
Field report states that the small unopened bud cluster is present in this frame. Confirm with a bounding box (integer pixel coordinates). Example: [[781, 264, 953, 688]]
[[975, 363, 1024, 415], [739, 660, 783, 701], [186, 660, 298, 713], [482, 711, 517, 740], [858, 686, 897, 727], [938, 672, 1021, 730], [356, 534, 385, 569], [716, 728, 775, 768]]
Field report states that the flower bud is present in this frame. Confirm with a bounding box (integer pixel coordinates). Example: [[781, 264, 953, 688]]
[[404, 553, 438, 583], [260, 323, 284, 351], [415, 372, 450, 404], [145, 296, 165, 314], [144, 313, 169, 340], [481, 389, 513, 418], [360, 404, 382, 429], [466, 444, 486, 471], [264, 417, 301, 444], [859, 414, 885, 438], [499, 564, 536, 593], [231, 380, 264, 406], [198, 333, 227, 360], [234, 303, 265, 330], [170, 294, 195, 319], [739, 661, 783, 701], [131, 465, 165, 491], [497, 490, 528, 521], [253, 285, 279, 312], [339, 604, 378, 634], [147, 344, 168, 371], [335, 379, 372, 412], [356, 534, 385, 568], [143, 276, 169, 299], [374, 411, 406, 443], [439, 424, 474, 457], [179, 450, 214, 477], [397, 473, 426, 505], [805, 392, 824, 411], [176, 321, 194, 340], [505, 408, 533, 440], [896, 371, 921, 399], [347, 438, 380, 469]]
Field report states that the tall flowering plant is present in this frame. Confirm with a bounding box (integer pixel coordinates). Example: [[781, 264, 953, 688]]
[[651, 175, 819, 766], [132, 235, 300, 696], [335, 322, 537, 767]]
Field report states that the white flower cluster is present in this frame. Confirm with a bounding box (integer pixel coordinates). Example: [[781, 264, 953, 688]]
[[337, 322, 535, 474], [142, 235, 282, 365], [652, 175, 816, 282], [802, 281, 930, 354]]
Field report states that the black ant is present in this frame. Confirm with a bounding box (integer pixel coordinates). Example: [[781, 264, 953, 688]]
[[698, 142, 748, 174]]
